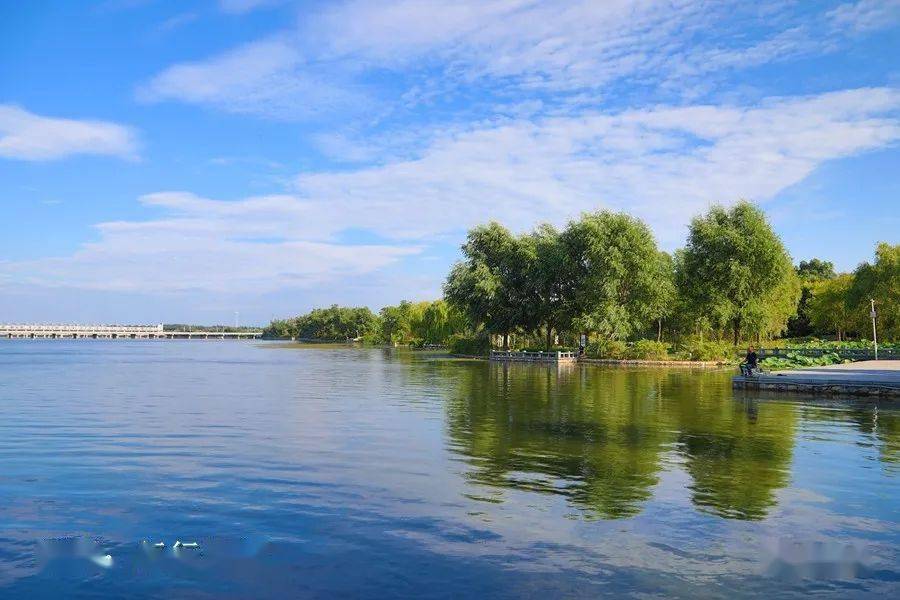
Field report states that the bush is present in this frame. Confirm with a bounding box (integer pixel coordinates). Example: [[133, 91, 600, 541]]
[[627, 340, 670, 360], [585, 339, 628, 359], [448, 333, 491, 356], [674, 339, 736, 362], [761, 351, 848, 370]]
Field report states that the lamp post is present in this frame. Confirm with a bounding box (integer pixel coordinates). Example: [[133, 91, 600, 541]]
[[870, 299, 878, 360]]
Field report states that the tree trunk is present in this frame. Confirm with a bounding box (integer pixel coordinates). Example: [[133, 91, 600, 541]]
[[545, 325, 553, 350], [733, 318, 740, 346], [502, 332, 509, 350], [657, 318, 662, 342]]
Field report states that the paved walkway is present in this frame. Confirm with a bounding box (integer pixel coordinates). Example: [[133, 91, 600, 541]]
[[771, 360, 900, 383], [734, 360, 900, 397]]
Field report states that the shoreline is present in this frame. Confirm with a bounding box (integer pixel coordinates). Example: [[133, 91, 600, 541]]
[[449, 354, 728, 367]]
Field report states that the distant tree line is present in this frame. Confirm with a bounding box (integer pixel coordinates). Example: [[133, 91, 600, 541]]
[[264, 202, 899, 350], [262, 300, 468, 346]]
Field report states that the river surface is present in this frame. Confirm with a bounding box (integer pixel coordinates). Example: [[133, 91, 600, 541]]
[[0, 341, 897, 598]]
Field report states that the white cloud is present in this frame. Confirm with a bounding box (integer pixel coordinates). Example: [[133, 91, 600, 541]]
[[2, 192, 418, 293], [828, 0, 900, 32], [5, 88, 895, 295], [293, 88, 900, 246], [137, 38, 365, 119], [139, 1, 888, 120], [218, 0, 282, 14], [0, 105, 138, 161]]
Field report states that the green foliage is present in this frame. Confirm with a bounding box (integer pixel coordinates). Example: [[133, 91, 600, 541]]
[[585, 339, 628, 359], [446, 211, 670, 349], [788, 258, 837, 337], [776, 338, 900, 351], [378, 299, 468, 346], [266, 305, 379, 341], [447, 333, 491, 356], [262, 318, 294, 338], [677, 202, 800, 344], [267, 214, 896, 355], [566, 211, 668, 341], [420, 300, 468, 345], [521, 223, 576, 347], [797, 259, 836, 282], [806, 274, 855, 340], [848, 242, 900, 340], [760, 351, 847, 370], [673, 338, 737, 362], [626, 340, 670, 361], [444, 222, 529, 341]]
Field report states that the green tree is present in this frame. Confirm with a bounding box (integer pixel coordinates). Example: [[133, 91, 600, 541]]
[[677, 202, 799, 345], [563, 211, 666, 342], [520, 224, 576, 348], [419, 299, 468, 345], [444, 223, 529, 348], [281, 305, 379, 341], [649, 251, 677, 341], [807, 274, 855, 340], [849, 243, 900, 341], [788, 258, 837, 337]]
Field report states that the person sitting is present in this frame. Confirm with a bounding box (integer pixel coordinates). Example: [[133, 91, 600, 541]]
[[740, 346, 760, 377]]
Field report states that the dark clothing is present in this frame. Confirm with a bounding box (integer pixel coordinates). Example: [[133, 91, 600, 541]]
[[740, 351, 760, 377], [745, 351, 758, 368]]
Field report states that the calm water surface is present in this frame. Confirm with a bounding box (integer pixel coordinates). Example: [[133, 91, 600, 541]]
[[0, 341, 897, 598]]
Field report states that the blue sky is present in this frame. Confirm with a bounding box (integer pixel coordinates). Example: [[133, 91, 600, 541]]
[[1, 0, 899, 325]]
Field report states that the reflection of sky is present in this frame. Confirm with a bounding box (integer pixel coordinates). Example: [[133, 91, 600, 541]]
[[0, 342, 897, 597]]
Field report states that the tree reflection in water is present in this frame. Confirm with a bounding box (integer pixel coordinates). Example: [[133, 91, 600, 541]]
[[444, 361, 798, 521]]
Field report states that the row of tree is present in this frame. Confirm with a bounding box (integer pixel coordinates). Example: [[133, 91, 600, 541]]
[[446, 202, 803, 347], [795, 244, 900, 341], [262, 300, 468, 346], [264, 202, 897, 348]]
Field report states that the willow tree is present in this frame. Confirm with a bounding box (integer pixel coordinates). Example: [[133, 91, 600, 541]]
[[677, 202, 799, 345], [419, 300, 468, 344], [444, 222, 529, 348], [788, 258, 837, 337], [563, 211, 666, 342], [649, 251, 677, 341], [520, 223, 577, 349], [849, 242, 900, 340], [808, 274, 855, 340]]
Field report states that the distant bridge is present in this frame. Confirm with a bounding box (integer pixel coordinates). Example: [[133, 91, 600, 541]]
[[1, 324, 263, 340]]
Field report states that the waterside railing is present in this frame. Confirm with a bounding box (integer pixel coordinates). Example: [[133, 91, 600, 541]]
[[758, 347, 898, 361], [489, 349, 577, 363]]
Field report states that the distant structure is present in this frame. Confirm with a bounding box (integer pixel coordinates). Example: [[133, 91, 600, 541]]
[[0, 324, 262, 340]]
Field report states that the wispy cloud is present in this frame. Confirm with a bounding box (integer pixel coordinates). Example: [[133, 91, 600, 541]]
[[1, 192, 419, 293], [138, 0, 896, 122], [292, 88, 900, 246], [136, 38, 366, 119], [218, 0, 284, 14], [5, 88, 898, 294], [828, 0, 900, 33], [0, 105, 138, 161]]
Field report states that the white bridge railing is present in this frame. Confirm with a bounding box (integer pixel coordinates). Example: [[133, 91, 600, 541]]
[[1, 324, 262, 340], [490, 349, 577, 362]]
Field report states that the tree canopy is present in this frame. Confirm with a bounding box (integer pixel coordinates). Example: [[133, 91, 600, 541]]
[[266, 206, 894, 350], [677, 202, 800, 344], [848, 242, 900, 340]]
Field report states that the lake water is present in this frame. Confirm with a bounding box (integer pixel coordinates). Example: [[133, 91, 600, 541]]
[[0, 341, 897, 598]]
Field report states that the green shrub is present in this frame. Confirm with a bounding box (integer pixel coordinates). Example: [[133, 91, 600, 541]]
[[675, 339, 736, 362], [447, 333, 491, 356], [760, 351, 848, 370], [585, 339, 628, 359], [627, 340, 670, 360]]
